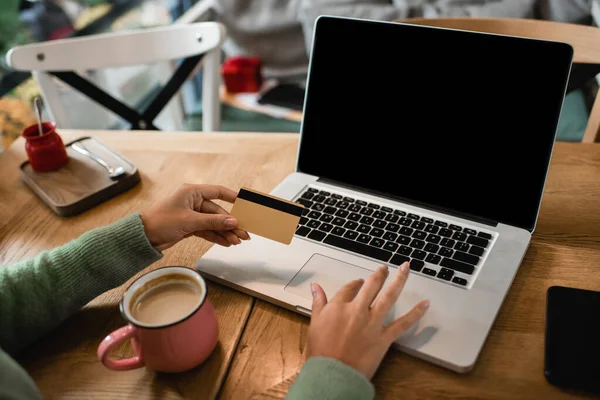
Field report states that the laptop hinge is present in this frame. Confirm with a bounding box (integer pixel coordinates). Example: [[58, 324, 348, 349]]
[[317, 178, 499, 228]]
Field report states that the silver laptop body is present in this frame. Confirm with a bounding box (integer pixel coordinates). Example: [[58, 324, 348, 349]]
[[197, 16, 573, 372]]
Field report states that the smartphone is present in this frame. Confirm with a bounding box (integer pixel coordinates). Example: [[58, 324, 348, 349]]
[[545, 286, 600, 393], [257, 83, 305, 111]]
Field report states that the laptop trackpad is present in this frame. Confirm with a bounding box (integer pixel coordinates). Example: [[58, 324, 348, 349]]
[[284, 253, 375, 300]]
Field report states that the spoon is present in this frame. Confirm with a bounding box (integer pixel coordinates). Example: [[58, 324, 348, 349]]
[[71, 142, 126, 180], [33, 97, 44, 136]]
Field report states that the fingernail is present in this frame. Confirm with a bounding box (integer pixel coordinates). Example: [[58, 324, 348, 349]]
[[310, 282, 317, 297], [400, 262, 409, 275], [379, 265, 388, 273], [421, 300, 430, 310], [224, 217, 237, 229]]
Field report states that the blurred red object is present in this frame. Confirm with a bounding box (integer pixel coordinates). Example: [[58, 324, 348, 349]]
[[221, 56, 263, 93]]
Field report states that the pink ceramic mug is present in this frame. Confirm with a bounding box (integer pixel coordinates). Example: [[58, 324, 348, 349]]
[[97, 266, 218, 373]]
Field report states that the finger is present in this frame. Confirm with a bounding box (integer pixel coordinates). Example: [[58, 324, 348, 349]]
[[372, 262, 410, 320], [332, 279, 364, 303], [200, 199, 230, 215], [187, 212, 238, 232], [215, 229, 242, 245], [355, 265, 389, 308], [191, 184, 239, 203], [310, 282, 328, 317], [233, 228, 251, 241], [194, 231, 231, 247], [384, 300, 430, 343]]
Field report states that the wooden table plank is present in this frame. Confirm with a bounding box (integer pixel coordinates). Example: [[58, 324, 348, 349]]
[[223, 143, 600, 399], [0, 129, 298, 399]]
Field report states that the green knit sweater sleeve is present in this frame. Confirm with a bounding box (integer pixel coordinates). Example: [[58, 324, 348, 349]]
[[286, 357, 375, 400], [0, 213, 162, 356]]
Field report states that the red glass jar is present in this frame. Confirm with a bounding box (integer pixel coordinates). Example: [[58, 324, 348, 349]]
[[22, 122, 69, 172]]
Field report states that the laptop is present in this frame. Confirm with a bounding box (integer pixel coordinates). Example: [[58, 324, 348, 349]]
[[197, 16, 573, 372]]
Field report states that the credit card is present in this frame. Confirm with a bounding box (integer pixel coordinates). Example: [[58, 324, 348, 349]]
[[230, 187, 304, 245]]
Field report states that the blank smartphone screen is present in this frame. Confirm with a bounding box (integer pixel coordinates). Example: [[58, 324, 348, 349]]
[[545, 286, 600, 393]]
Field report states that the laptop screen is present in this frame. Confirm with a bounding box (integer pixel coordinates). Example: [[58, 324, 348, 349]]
[[297, 16, 573, 232]]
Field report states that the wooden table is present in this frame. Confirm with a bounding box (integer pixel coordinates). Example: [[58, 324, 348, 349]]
[[1, 130, 600, 399]]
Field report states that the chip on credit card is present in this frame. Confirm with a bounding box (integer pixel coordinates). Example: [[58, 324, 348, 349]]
[[230, 187, 304, 245]]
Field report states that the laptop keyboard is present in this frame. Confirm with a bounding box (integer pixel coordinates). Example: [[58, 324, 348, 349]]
[[294, 187, 494, 288]]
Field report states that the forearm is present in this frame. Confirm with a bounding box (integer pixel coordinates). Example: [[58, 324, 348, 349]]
[[0, 213, 162, 355], [286, 357, 375, 400]]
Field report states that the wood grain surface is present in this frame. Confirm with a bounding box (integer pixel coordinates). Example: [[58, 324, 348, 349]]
[[0, 129, 298, 400]]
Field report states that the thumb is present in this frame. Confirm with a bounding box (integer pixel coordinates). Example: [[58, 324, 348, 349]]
[[310, 282, 327, 317], [189, 213, 238, 232]]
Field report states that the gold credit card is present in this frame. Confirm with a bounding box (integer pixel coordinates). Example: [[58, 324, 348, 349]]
[[230, 187, 304, 245]]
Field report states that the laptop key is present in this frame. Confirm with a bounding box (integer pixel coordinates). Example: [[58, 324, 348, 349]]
[[325, 198, 337, 206], [308, 188, 319, 193], [399, 217, 412, 226], [439, 247, 453, 257], [410, 259, 425, 272], [358, 225, 371, 234], [360, 208, 374, 216], [357, 234, 371, 243], [302, 208, 310, 216], [385, 214, 399, 223], [319, 214, 333, 223], [411, 221, 426, 230], [373, 211, 386, 219], [308, 230, 327, 241], [373, 220, 387, 229], [467, 235, 489, 248], [396, 235, 411, 245], [424, 243, 439, 253], [421, 217, 433, 224], [439, 228, 453, 237], [449, 224, 462, 231], [425, 224, 439, 234], [390, 254, 410, 266], [454, 242, 469, 252], [332, 194, 343, 199], [332, 217, 345, 226], [319, 190, 330, 196], [412, 250, 426, 260], [356, 200, 367, 206], [383, 241, 399, 252], [400, 227, 413, 236], [332, 227, 346, 236], [425, 253, 441, 264], [422, 268, 436, 276], [300, 217, 309, 225], [335, 209, 349, 218], [343, 196, 355, 202], [360, 216, 374, 224], [307, 220, 320, 229], [453, 251, 480, 265], [410, 239, 425, 249], [478, 232, 492, 240], [344, 221, 359, 230], [370, 238, 385, 248], [440, 238, 455, 248], [452, 232, 467, 241], [348, 213, 361, 221], [313, 195, 326, 203], [413, 231, 427, 240], [381, 206, 393, 213], [440, 258, 475, 274], [408, 213, 420, 220], [394, 210, 407, 216], [344, 230, 359, 240], [371, 228, 384, 237], [323, 235, 393, 262], [368, 203, 380, 209], [324, 206, 337, 215], [348, 204, 361, 212], [437, 268, 454, 281], [469, 245, 485, 256], [463, 228, 476, 235], [426, 234, 441, 243], [312, 203, 325, 212], [296, 226, 310, 237], [434, 220, 448, 227], [386, 223, 400, 232], [337, 201, 350, 209], [318, 223, 334, 232], [452, 277, 468, 286], [383, 232, 398, 241], [301, 192, 314, 199], [398, 246, 412, 256]]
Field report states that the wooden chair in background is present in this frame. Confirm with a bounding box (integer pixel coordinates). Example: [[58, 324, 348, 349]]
[[395, 17, 600, 143]]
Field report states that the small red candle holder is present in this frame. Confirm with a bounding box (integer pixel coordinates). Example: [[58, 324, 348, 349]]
[[22, 122, 69, 172], [221, 56, 263, 93]]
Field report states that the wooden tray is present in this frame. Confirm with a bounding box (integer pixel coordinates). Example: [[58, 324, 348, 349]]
[[20, 136, 140, 217]]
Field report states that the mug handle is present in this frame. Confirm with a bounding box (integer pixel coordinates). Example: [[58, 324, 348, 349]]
[[97, 324, 145, 371]]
